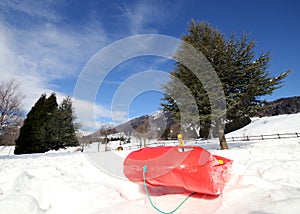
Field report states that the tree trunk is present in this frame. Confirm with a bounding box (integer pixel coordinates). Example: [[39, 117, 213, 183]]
[[216, 118, 228, 149], [104, 136, 108, 151], [219, 132, 228, 150]]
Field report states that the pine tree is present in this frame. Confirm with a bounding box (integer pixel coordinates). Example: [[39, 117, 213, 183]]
[[14, 94, 48, 154], [57, 96, 79, 147], [161, 21, 290, 149], [44, 93, 59, 150], [14, 93, 79, 154]]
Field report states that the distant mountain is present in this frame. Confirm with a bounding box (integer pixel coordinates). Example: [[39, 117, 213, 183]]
[[85, 96, 300, 141], [84, 111, 184, 141], [113, 111, 180, 139], [258, 96, 300, 117]]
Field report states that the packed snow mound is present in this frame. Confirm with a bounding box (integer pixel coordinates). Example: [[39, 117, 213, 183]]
[[0, 194, 43, 214]]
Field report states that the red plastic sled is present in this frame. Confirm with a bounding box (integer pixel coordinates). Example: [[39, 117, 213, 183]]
[[123, 146, 232, 195]]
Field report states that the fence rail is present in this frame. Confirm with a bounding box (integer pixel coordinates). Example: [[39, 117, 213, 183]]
[[125, 140, 179, 150], [121, 139, 217, 150], [227, 132, 300, 142], [121, 132, 300, 150]]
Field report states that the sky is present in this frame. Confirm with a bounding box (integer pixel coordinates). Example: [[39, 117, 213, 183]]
[[0, 0, 299, 131]]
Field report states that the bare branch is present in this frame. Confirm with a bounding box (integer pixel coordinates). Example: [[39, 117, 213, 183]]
[[0, 79, 24, 130]]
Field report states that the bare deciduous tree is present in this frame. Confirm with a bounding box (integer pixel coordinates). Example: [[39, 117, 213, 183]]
[[0, 79, 24, 144], [99, 125, 115, 152]]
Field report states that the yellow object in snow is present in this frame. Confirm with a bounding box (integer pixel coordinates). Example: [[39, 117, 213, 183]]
[[218, 160, 224, 164], [178, 134, 184, 146]]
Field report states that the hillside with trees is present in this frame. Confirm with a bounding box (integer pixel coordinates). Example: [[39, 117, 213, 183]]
[[85, 95, 299, 144], [258, 96, 300, 116]]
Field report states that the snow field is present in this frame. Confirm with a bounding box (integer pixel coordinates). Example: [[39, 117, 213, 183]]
[[0, 113, 300, 213], [0, 153, 128, 214]]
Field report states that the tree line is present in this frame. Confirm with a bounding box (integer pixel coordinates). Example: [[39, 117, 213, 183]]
[[14, 93, 79, 154]]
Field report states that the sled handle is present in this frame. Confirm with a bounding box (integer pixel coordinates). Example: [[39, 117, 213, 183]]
[[174, 146, 211, 166]]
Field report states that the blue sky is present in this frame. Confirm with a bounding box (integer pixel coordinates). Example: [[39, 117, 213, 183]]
[[0, 0, 299, 131]]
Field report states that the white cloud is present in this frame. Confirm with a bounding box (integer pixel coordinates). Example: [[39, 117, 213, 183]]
[[0, 0, 65, 22], [3, 22, 107, 81], [0, 1, 113, 129], [73, 98, 128, 131], [121, 0, 182, 34], [0, 1, 181, 131]]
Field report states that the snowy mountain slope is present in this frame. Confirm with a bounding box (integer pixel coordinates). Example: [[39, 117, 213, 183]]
[[226, 113, 300, 137], [0, 113, 300, 213]]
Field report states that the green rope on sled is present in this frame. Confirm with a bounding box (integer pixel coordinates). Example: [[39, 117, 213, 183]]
[[143, 165, 196, 214]]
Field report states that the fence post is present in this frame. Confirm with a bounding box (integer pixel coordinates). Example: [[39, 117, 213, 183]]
[[232, 137, 234, 142], [246, 136, 249, 141], [277, 134, 281, 139], [261, 135, 264, 140], [296, 132, 299, 137]]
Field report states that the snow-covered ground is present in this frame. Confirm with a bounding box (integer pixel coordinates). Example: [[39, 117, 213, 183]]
[[1, 113, 300, 213], [227, 113, 300, 137]]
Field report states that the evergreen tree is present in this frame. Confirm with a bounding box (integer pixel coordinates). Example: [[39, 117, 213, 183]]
[[14, 94, 48, 154], [15, 93, 74, 154], [15, 93, 80, 154], [57, 96, 79, 147], [44, 93, 59, 150], [161, 21, 290, 149]]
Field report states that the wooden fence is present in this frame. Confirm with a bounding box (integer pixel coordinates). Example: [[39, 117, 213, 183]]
[[227, 132, 300, 142], [124, 132, 300, 150]]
